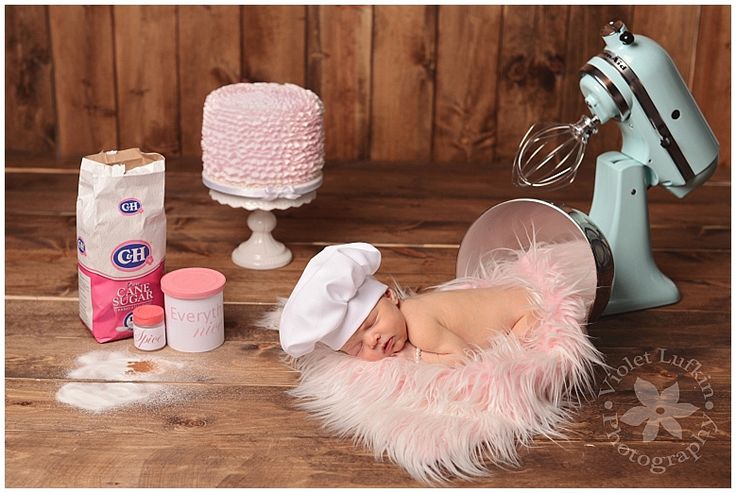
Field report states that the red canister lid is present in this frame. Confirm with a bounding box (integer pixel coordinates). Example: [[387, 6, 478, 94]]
[[133, 305, 165, 327], [161, 267, 226, 300]]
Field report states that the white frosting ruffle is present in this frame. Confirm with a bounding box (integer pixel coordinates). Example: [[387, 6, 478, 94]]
[[202, 83, 325, 194]]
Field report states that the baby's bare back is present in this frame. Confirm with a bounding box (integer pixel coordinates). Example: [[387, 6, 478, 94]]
[[404, 286, 533, 347]]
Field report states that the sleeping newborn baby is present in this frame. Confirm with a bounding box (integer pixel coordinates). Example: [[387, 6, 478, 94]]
[[278, 243, 537, 365]]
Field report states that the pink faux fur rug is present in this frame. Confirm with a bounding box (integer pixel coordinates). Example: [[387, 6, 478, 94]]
[[258, 240, 607, 483]]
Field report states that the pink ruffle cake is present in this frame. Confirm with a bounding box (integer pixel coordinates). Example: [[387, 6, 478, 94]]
[[201, 83, 325, 199]]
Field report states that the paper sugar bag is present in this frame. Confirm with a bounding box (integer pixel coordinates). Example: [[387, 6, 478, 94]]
[[76, 148, 167, 343]]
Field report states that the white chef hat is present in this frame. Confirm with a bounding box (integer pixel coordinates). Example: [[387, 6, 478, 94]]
[[279, 242, 388, 357]]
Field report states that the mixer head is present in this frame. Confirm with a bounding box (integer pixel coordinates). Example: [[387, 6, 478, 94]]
[[513, 20, 719, 197]]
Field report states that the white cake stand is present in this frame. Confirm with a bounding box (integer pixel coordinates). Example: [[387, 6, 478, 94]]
[[204, 175, 322, 270]]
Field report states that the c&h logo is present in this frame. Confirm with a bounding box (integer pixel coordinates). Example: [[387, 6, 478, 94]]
[[110, 241, 153, 272]]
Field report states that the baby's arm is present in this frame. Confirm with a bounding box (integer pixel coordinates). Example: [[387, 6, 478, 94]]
[[394, 341, 468, 366], [414, 313, 468, 351], [402, 312, 470, 365], [419, 348, 468, 365]]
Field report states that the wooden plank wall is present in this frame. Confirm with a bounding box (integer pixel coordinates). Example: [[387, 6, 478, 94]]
[[5, 5, 731, 167]]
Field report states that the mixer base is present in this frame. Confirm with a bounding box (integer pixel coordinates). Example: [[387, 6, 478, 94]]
[[602, 272, 680, 315], [589, 152, 681, 315]]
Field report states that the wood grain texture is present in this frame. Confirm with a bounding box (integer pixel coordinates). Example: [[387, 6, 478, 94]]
[[178, 6, 241, 156], [5, 161, 731, 226], [5, 150, 730, 184], [7, 377, 730, 440], [495, 6, 570, 162], [433, 6, 502, 163], [48, 6, 117, 157], [5, 299, 733, 486], [6, 371, 732, 441], [5, 300, 731, 388], [5, 5, 56, 154], [6, 189, 731, 253], [7, 300, 731, 349], [307, 6, 372, 161], [561, 6, 634, 170], [370, 6, 437, 161], [693, 5, 731, 169], [4, 301, 274, 345], [3, 6, 732, 167], [242, 6, 306, 85], [4, 296, 732, 487], [6, 428, 729, 487], [4, 152, 731, 486], [6, 338, 292, 387], [5, 158, 731, 250], [6, 226, 730, 310], [5, 162, 731, 310], [114, 6, 179, 155], [631, 5, 701, 87]]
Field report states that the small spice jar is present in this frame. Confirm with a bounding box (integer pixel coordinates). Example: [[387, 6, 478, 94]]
[[132, 305, 166, 351], [161, 267, 226, 352]]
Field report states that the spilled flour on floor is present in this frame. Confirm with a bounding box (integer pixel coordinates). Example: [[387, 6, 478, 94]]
[[56, 350, 188, 413]]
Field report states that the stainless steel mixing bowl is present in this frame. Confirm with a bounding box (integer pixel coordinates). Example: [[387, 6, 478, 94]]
[[456, 198, 614, 322]]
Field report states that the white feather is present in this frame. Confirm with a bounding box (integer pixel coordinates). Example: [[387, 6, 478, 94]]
[[253, 297, 287, 331]]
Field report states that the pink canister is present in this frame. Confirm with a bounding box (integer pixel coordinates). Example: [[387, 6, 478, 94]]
[[161, 268, 226, 352]]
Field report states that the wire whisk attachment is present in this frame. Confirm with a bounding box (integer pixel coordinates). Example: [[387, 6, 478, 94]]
[[513, 115, 600, 190]]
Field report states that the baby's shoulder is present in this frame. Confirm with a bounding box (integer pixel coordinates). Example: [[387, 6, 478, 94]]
[[400, 295, 436, 320], [401, 297, 457, 348]]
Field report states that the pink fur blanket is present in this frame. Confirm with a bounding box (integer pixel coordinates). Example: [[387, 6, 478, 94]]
[[258, 240, 606, 483]]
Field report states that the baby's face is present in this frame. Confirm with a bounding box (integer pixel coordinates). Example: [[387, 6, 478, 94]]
[[340, 289, 408, 361]]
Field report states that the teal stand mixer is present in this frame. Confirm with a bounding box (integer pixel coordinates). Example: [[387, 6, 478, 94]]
[[512, 20, 720, 316]]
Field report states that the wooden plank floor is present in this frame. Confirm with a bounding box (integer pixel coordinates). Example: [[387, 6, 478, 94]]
[[5, 154, 731, 487]]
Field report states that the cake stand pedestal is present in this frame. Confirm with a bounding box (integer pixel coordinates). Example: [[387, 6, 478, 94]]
[[209, 189, 316, 270]]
